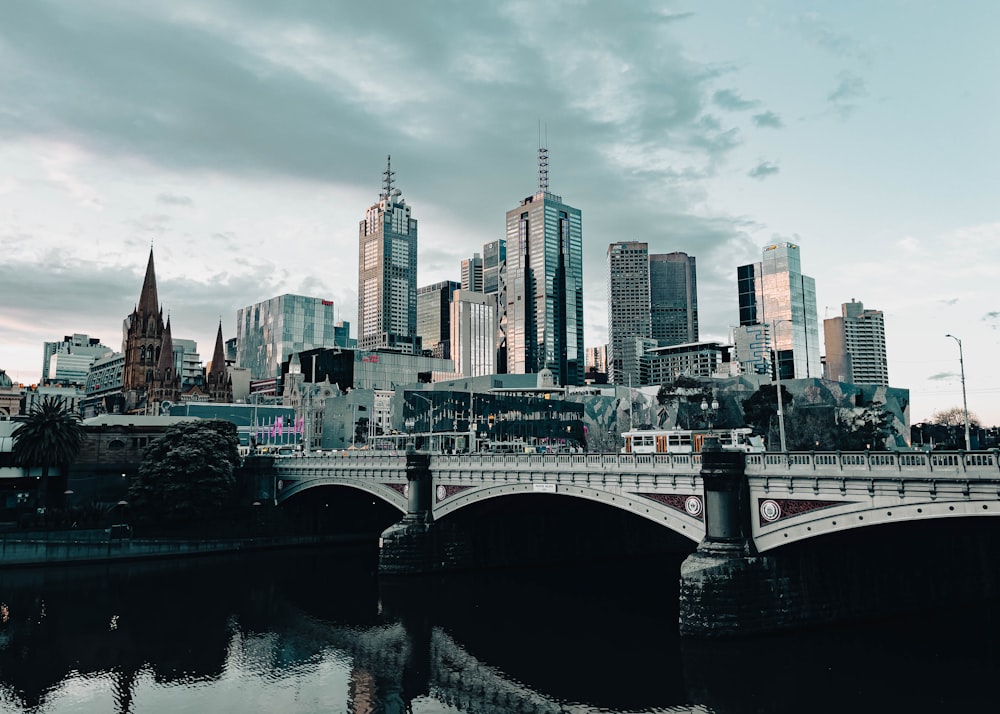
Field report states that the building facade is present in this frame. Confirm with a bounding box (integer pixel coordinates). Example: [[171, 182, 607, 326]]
[[606, 241, 651, 386], [503, 150, 584, 385], [357, 156, 420, 354], [417, 280, 460, 359], [824, 299, 889, 385], [451, 289, 496, 377], [42, 334, 112, 385], [640, 341, 725, 385], [236, 294, 338, 380], [737, 242, 821, 380], [650, 252, 699, 346], [461, 253, 484, 293]]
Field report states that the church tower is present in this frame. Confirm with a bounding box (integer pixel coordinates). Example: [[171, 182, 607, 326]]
[[122, 249, 166, 412], [147, 316, 180, 412], [206, 321, 233, 403]]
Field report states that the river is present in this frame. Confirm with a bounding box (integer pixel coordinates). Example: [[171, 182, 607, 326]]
[[0, 545, 998, 713]]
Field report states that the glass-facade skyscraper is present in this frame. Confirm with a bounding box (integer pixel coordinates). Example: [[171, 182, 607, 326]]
[[236, 294, 338, 380], [358, 156, 420, 354], [737, 242, 820, 380], [504, 170, 584, 386], [417, 280, 460, 359], [650, 252, 699, 346]]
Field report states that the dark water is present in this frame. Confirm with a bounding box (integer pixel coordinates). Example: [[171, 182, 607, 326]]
[[0, 546, 998, 713]]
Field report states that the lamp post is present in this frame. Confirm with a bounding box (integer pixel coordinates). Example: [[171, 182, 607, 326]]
[[700, 393, 719, 432], [769, 320, 791, 454], [409, 392, 436, 452], [945, 334, 972, 450]]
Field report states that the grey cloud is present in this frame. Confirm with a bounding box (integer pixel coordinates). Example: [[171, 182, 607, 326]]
[[752, 111, 784, 128], [796, 14, 873, 63], [827, 71, 867, 118], [158, 193, 193, 206], [713, 89, 759, 111], [748, 161, 780, 180], [927, 372, 958, 382]]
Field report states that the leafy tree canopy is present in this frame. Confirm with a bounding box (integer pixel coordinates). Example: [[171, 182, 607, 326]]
[[12, 396, 83, 508], [741, 384, 794, 437], [129, 419, 241, 524]]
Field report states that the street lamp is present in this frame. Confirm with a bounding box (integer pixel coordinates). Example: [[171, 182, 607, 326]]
[[408, 392, 436, 452], [770, 320, 791, 453], [945, 334, 972, 450], [700, 393, 719, 432]]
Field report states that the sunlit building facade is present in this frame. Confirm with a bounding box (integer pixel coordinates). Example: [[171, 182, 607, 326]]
[[236, 294, 338, 380]]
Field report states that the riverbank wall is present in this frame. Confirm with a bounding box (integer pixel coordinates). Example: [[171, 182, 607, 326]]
[[0, 531, 367, 568]]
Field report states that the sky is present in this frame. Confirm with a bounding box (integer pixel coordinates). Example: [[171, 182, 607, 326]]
[[1, 0, 998, 424]]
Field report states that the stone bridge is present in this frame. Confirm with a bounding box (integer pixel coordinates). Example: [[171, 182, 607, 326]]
[[268, 447, 1000, 554]]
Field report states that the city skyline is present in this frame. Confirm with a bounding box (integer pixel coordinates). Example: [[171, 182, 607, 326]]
[[0, 2, 997, 422]]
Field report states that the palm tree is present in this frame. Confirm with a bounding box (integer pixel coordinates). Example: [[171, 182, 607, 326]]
[[12, 396, 84, 511]]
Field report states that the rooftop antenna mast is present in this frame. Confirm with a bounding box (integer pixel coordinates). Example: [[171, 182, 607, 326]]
[[381, 154, 395, 200], [537, 121, 549, 193]]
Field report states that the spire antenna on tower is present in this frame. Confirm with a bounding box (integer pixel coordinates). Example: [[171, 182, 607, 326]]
[[381, 154, 395, 200], [537, 123, 549, 193]]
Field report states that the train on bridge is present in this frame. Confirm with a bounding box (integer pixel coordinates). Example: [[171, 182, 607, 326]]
[[621, 427, 764, 455]]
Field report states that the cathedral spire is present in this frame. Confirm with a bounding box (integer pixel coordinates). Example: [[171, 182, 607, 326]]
[[157, 316, 175, 375], [209, 321, 226, 379], [136, 248, 160, 316]]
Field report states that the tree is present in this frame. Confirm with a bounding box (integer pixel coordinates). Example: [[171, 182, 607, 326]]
[[741, 384, 794, 440], [929, 407, 980, 429], [129, 419, 241, 524], [12, 396, 84, 510]]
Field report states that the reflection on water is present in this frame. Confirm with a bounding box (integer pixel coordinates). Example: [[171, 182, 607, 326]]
[[0, 547, 998, 713]]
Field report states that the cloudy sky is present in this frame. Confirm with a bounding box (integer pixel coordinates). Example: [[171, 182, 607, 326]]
[[1, 1, 998, 424]]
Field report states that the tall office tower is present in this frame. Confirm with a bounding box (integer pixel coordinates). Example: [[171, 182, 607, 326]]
[[824, 299, 889, 385], [42, 334, 112, 385], [236, 294, 338, 380], [737, 242, 821, 380], [482, 239, 506, 295], [358, 155, 419, 354], [482, 238, 507, 371], [606, 241, 651, 386], [451, 290, 496, 376], [503, 147, 584, 385], [417, 280, 460, 359], [650, 252, 699, 345], [461, 253, 484, 293]]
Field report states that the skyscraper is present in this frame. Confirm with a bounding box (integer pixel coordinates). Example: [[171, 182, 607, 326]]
[[606, 241, 651, 386], [451, 289, 496, 377], [461, 253, 483, 293], [236, 294, 338, 380], [737, 242, 821, 379], [358, 156, 419, 354], [503, 148, 584, 386], [650, 252, 698, 345], [417, 280, 460, 359], [824, 299, 889, 385]]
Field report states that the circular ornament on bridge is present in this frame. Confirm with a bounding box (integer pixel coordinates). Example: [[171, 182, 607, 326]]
[[760, 499, 782, 523], [436, 485, 447, 502], [277, 480, 284, 491], [684, 496, 703, 517], [403, 483, 409, 498]]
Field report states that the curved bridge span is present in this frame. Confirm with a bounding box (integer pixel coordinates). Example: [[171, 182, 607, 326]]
[[268, 448, 1000, 552]]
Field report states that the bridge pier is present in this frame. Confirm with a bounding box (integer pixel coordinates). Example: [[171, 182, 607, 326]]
[[680, 441, 1000, 638], [378, 448, 473, 575]]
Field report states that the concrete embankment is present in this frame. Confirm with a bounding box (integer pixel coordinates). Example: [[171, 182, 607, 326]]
[[0, 531, 367, 568]]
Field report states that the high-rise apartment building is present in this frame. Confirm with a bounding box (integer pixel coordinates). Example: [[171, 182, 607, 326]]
[[236, 294, 338, 380], [606, 241, 651, 386], [503, 149, 584, 386], [451, 290, 496, 377], [358, 156, 420, 354], [461, 253, 484, 293], [737, 242, 821, 379], [824, 299, 889, 385], [650, 252, 698, 345], [417, 280, 460, 359]]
